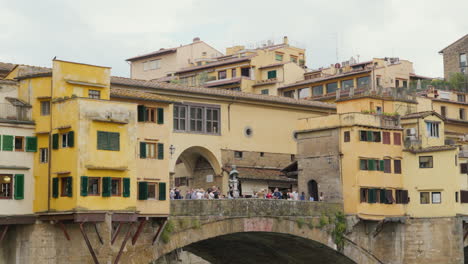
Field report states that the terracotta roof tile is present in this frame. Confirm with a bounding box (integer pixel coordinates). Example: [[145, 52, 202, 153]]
[[110, 87, 178, 103], [204, 77, 242, 87], [279, 69, 372, 90], [401, 111, 444, 120], [110, 76, 336, 110], [126, 48, 177, 61], [176, 56, 254, 74]]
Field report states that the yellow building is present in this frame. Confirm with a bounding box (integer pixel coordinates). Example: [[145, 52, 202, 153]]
[[279, 57, 429, 103], [174, 36, 306, 95]]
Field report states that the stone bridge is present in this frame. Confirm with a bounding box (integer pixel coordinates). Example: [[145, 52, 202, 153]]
[[2, 200, 461, 264]]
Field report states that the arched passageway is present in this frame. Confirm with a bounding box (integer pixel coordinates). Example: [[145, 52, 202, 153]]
[[160, 232, 356, 264], [308, 180, 318, 201]]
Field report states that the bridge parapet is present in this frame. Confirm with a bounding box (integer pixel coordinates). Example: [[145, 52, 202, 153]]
[[170, 199, 343, 217]]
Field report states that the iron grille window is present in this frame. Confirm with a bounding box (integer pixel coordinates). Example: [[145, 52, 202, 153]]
[[88, 90, 100, 99]]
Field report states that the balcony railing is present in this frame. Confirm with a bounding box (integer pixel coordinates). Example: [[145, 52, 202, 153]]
[[0, 103, 32, 122], [404, 137, 422, 149]]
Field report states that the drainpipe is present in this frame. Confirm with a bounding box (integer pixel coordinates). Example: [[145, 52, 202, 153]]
[[47, 73, 53, 212]]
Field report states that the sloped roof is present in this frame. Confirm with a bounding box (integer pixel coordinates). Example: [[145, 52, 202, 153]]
[[110, 76, 336, 110], [439, 34, 468, 53], [110, 87, 178, 103], [126, 48, 177, 62], [176, 56, 254, 74], [279, 69, 371, 90], [401, 111, 445, 121]]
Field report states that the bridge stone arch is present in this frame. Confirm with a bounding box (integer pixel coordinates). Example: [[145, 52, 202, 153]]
[[148, 200, 382, 264]]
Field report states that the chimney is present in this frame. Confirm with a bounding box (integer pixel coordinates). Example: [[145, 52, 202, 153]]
[[193, 37, 201, 42], [283, 36, 289, 45]]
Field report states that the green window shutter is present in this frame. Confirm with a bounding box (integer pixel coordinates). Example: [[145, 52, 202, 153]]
[[158, 143, 164, 160], [267, 70, 276, 79], [157, 108, 164, 124], [52, 134, 59, 149], [359, 131, 366, 141], [379, 189, 386, 203], [368, 160, 376, 170], [379, 160, 385, 171], [97, 131, 107, 150], [102, 177, 111, 197], [80, 176, 88, 196], [140, 142, 146, 159], [138, 182, 148, 200], [68, 131, 74, 147], [2, 135, 13, 151], [123, 178, 130, 197], [360, 159, 367, 170], [66, 177, 73, 197], [110, 132, 120, 151], [367, 131, 373, 142], [159, 182, 166, 201], [52, 178, 59, 198], [14, 174, 24, 200], [25, 137, 37, 152], [0, 134, 2, 150], [137, 105, 146, 122], [369, 189, 377, 203]]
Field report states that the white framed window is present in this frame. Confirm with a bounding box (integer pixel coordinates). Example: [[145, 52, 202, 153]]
[[143, 59, 161, 71], [426, 122, 439, 138], [40, 148, 48, 163], [41, 101, 50, 116], [61, 133, 69, 148]]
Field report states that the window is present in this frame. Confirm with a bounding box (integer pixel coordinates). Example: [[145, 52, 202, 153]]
[[382, 132, 391, 144], [395, 79, 400, 88], [290, 56, 298, 63], [460, 53, 467, 68], [384, 159, 392, 173], [229, 87, 241, 91], [260, 152, 265, 157], [140, 142, 157, 159], [174, 105, 187, 131], [419, 156, 433, 168], [41, 101, 50, 116], [376, 106, 382, 114], [393, 132, 401, 145], [275, 53, 283, 61], [360, 188, 395, 204], [461, 190, 468, 203], [143, 59, 160, 70], [326, 82, 337, 94], [88, 178, 100, 195], [147, 183, 157, 199], [174, 177, 187, 187], [0, 175, 12, 199], [88, 90, 100, 99], [189, 106, 203, 132], [218, 70, 226, 80], [441, 106, 447, 117], [283, 90, 295, 98], [359, 130, 381, 142], [234, 151, 243, 159], [426, 122, 439, 138], [420, 192, 430, 204], [357, 76, 370, 89], [241, 68, 250, 77], [312, 85, 323, 96], [232, 69, 236, 78], [395, 190, 409, 204], [360, 159, 382, 171], [457, 94, 466, 103], [432, 192, 441, 204], [267, 70, 277, 79], [298, 88, 310, 99], [341, 79, 354, 91], [61, 133, 68, 148], [402, 80, 408, 88], [14, 136, 24, 151], [461, 163, 467, 174], [40, 148, 48, 163], [111, 178, 121, 196], [460, 108, 466, 120], [394, 160, 402, 174], [97, 131, 120, 151], [174, 104, 221, 134], [261, 89, 269, 95], [376, 77, 381, 87], [144, 107, 157, 123], [61, 177, 72, 197], [344, 131, 350, 142]]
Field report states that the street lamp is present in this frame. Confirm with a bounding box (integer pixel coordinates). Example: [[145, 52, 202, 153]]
[[169, 145, 176, 159]]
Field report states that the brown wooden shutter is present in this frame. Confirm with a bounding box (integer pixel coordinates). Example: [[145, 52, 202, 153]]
[[461, 190, 468, 203], [394, 160, 402, 174], [461, 164, 468, 174], [383, 132, 390, 144], [384, 159, 392, 173], [393, 132, 401, 145]]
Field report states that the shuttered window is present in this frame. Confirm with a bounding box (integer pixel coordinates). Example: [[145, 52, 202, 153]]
[[396, 190, 409, 204], [394, 160, 402, 174], [52, 134, 59, 149], [25, 137, 37, 152], [382, 132, 390, 144], [140, 142, 146, 158], [157, 108, 164, 124], [385, 190, 394, 204], [384, 159, 391, 173], [102, 177, 112, 197], [159, 182, 166, 200], [368, 189, 377, 203], [2, 135, 13, 151], [123, 178, 130, 198], [60, 177, 72, 197], [267, 70, 277, 79], [344, 131, 350, 142], [379, 160, 385, 172], [368, 160, 376, 170], [461, 190, 468, 203], [97, 131, 120, 151], [137, 105, 147, 122], [138, 181, 148, 200], [461, 164, 467, 174], [52, 178, 59, 198], [158, 143, 164, 160], [81, 176, 88, 196], [360, 159, 368, 170], [393, 132, 402, 145], [360, 188, 367, 203], [14, 174, 24, 200]]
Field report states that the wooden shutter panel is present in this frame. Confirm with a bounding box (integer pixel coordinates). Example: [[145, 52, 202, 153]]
[[68, 131, 74, 147], [109, 133, 120, 151], [52, 178, 59, 198], [25, 137, 37, 152], [369, 189, 376, 203], [123, 178, 130, 197], [52, 133, 59, 149], [360, 188, 367, 203], [157, 143, 164, 160], [138, 182, 148, 200], [402, 190, 409, 204], [385, 190, 394, 204], [394, 160, 402, 174], [159, 182, 166, 200], [461, 164, 468, 174], [97, 131, 107, 150], [137, 105, 146, 122], [66, 177, 73, 197], [81, 176, 88, 196], [359, 131, 366, 141], [368, 160, 376, 170], [14, 174, 24, 200], [140, 142, 146, 158], [393, 132, 401, 145], [360, 159, 367, 170], [157, 108, 164, 124], [374, 132, 381, 142], [383, 132, 390, 144], [102, 177, 111, 197], [379, 160, 385, 172], [379, 189, 386, 203], [461, 191, 468, 203], [367, 131, 373, 142], [2, 135, 13, 151]]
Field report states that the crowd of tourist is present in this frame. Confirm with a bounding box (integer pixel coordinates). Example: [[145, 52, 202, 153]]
[[170, 187, 324, 201]]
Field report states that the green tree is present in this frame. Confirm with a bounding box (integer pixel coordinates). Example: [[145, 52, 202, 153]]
[[448, 72, 468, 91]]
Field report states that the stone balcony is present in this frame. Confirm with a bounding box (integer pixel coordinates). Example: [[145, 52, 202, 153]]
[[0, 103, 32, 123]]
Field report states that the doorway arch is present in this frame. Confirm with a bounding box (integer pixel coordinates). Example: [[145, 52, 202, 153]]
[[308, 180, 318, 201]]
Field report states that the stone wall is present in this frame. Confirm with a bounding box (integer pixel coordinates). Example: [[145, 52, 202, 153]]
[[297, 128, 343, 202], [442, 36, 468, 80], [221, 149, 294, 169]]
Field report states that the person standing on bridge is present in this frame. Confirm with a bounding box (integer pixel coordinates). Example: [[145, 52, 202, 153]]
[[300, 192, 306, 201], [273, 188, 282, 199]]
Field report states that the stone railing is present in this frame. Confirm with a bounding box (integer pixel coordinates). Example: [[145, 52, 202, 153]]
[[170, 199, 342, 217]]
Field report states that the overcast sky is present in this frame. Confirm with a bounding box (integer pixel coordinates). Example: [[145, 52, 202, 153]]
[[1, 0, 467, 78]]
